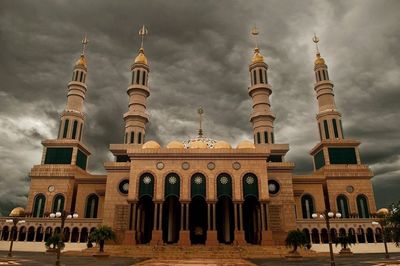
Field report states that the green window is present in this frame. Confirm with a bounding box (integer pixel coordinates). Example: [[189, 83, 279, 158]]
[[76, 149, 87, 170], [332, 119, 339, 138], [44, 148, 73, 164], [217, 174, 232, 198], [164, 173, 180, 198], [62, 119, 69, 138], [243, 173, 259, 199], [356, 195, 370, 218], [301, 194, 315, 219], [191, 173, 206, 199], [71, 120, 78, 139], [52, 194, 65, 213], [336, 195, 349, 218], [314, 150, 325, 170], [33, 194, 46, 218], [328, 148, 357, 164], [85, 194, 99, 218], [323, 120, 330, 139], [139, 173, 154, 198]]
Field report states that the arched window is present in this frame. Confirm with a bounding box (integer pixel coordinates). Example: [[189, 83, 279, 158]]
[[78, 124, 83, 141], [256, 132, 261, 144], [323, 120, 330, 139], [339, 120, 344, 138], [164, 173, 180, 198], [139, 173, 154, 198], [131, 71, 136, 84], [33, 194, 46, 218], [136, 70, 141, 84], [356, 194, 370, 218], [253, 70, 257, 85], [264, 70, 268, 83], [191, 173, 206, 199], [62, 119, 69, 138], [85, 194, 99, 218], [332, 119, 339, 139], [259, 69, 264, 83], [142, 71, 146, 85], [71, 120, 78, 139], [52, 194, 65, 213], [217, 173, 232, 198], [242, 173, 258, 199], [336, 194, 349, 218], [79, 71, 83, 82], [264, 131, 268, 143], [138, 132, 142, 144], [318, 123, 323, 140], [130, 132, 134, 144], [301, 194, 315, 219], [271, 132, 274, 143]]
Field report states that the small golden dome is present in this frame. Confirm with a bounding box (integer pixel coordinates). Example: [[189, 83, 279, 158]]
[[190, 140, 208, 149], [9, 207, 25, 217], [142, 140, 161, 149], [75, 54, 87, 68], [314, 53, 325, 66], [214, 140, 232, 149], [236, 140, 256, 149], [377, 208, 389, 216], [134, 48, 148, 65], [252, 48, 264, 63], [166, 140, 185, 149]]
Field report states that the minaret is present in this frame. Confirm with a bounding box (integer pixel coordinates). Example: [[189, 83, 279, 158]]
[[312, 34, 344, 141], [123, 25, 150, 144], [248, 27, 275, 145], [58, 35, 89, 141]]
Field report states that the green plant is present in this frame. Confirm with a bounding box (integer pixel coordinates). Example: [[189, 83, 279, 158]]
[[45, 234, 65, 250], [335, 235, 355, 250], [388, 201, 400, 246], [285, 229, 309, 253], [89, 225, 116, 252]]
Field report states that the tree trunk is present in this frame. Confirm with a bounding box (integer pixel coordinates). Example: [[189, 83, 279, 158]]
[[99, 240, 104, 252], [292, 244, 298, 253]]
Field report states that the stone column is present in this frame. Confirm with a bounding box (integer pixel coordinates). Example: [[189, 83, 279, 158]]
[[206, 202, 218, 246], [151, 202, 162, 245], [178, 202, 190, 246], [234, 202, 246, 245], [212, 203, 216, 231]]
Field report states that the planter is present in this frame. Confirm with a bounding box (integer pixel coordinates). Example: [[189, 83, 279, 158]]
[[339, 248, 353, 256]]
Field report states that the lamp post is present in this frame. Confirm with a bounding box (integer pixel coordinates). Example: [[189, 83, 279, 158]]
[[372, 208, 390, 259], [6, 207, 26, 257], [49, 210, 78, 266], [312, 210, 342, 266]]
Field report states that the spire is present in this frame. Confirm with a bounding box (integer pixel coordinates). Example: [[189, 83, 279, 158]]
[[197, 107, 204, 137], [251, 26, 264, 64], [75, 34, 89, 68], [313, 33, 325, 66], [134, 25, 148, 65], [81, 34, 89, 55]]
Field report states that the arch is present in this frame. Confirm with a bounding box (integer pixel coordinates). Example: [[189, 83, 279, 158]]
[[138, 132, 142, 144], [242, 173, 259, 199], [321, 228, 329, 243], [357, 227, 365, 243], [139, 173, 154, 198], [243, 195, 261, 244], [339, 228, 346, 236], [80, 227, 88, 243], [189, 195, 207, 244], [35, 226, 44, 242], [164, 173, 180, 198], [191, 173, 206, 199], [52, 194, 65, 213], [62, 119, 69, 138], [54, 227, 61, 235], [71, 120, 78, 139], [336, 194, 349, 218], [301, 194, 315, 219], [356, 194, 370, 218], [71, 227, 80, 243], [311, 228, 320, 244], [63, 227, 71, 242], [44, 227, 52, 242], [27, 226, 35, 242], [375, 228, 383, 243], [33, 193, 46, 218], [348, 228, 356, 243], [216, 173, 232, 199], [136, 195, 154, 244], [216, 195, 234, 244], [85, 194, 99, 218], [1, 226, 9, 241], [18, 226, 27, 241], [366, 228, 374, 243], [330, 228, 338, 242], [302, 228, 311, 244]]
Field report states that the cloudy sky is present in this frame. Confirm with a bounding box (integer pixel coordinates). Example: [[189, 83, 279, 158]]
[[0, 0, 399, 216]]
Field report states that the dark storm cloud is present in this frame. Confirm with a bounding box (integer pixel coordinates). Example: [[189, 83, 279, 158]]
[[0, 0, 399, 215]]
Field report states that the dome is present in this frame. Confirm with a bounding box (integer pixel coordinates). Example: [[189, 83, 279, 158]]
[[134, 48, 148, 65], [183, 136, 217, 149], [377, 208, 389, 216], [314, 54, 325, 66], [9, 207, 25, 217], [166, 140, 185, 149], [214, 140, 232, 149], [236, 140, 256, 149], [142, 140, 160, 149], [190, 140, 208, 149], [252, 48, 264, 63], [75, 54, 87, 68]]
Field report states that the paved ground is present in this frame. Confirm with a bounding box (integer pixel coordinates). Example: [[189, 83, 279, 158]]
[[1, 251, 400, 265]]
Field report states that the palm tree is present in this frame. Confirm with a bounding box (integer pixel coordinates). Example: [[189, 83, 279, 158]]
[[335, 235, 355, 253], [285, 229, 309, 254], [45, 233, 65, 250], [89, 225, 116, 253]]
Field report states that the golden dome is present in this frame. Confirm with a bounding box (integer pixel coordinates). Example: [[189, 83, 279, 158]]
[[214, 140, 232, 149], [75, 54, 87, 68], [377, 208, 389, 216], [236, 140, 256, 149], [166, 140, 185, 149], [134, 48, 148, 65], [142, 140, 161, 149], [252, 48, 264, 63], [314, 53, 325, 66], [9, 207, 25, 217], [190, 140, 208, 149]]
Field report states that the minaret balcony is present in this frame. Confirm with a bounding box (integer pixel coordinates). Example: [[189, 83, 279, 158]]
[[127, 84, 150, 97]]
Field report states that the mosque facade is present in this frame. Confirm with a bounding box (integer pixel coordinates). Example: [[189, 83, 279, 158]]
[[0, 28, 382, 246]]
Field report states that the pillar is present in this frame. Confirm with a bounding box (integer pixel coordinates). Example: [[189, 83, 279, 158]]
[[151, 202, 162, 245], [206, 202, 218, 246], [234, 202, 246, 245], [179, 202, 190, 246]]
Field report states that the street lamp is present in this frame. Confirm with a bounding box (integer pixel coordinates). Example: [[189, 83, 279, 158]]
[[49, 210, 78, 266], [372, 208, 390, 259], [312, 210, 342, 266], [6, 207, 26, 257]]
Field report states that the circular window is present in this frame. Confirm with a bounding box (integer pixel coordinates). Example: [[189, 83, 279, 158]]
[[182, 162, 190, 170], [346, 186, 354, 193], [48, 185, 55, 192], [268, 180, 280, 195], [156, 162, 164, 170], [119, 179, 129, 195], [232, 162, 241, 170], [207, 162, 215, 170]]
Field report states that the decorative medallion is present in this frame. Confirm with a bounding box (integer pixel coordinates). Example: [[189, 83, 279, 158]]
[[194, 176, 203, 185], [232, 162, 241, 170], [118, 179, 129, 195], [220, 176, 228, 185], [268, 180, 280, 195], [182, 162, 190, 170], [48, 185, 55, 192], [346, 185, 354, 193], [207, 162, 215, 170], [245, 176, 254, 185], [143, 176, 152, 184], [168, 175, 177, 185], [156, 162, 164, 170]]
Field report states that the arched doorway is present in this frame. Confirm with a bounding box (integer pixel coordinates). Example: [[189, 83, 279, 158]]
[[357, 228, 365, 243], [302, 228, 311, 244], [80, 228, 88, 243], [63, 227, 71, 242], [162, 173, 181, 244], [1, 226, 9, 241], [35, 226, 44, 242], [71, 227, 79, 243], [136, 172, 155, 244], [27, 227, 35, 242], [348, 228, 356, 243], [189, 173, 207, 244], [44, 227, 52, 242], [18, 227, 27, 241], [242, 173, 261, 245], [216, 173, 234, 244], [321, 228, 328, 243], [366, 228, 374, 243], [311, 228, 320, 243]]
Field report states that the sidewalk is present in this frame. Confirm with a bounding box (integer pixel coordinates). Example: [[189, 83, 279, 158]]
[[311, 243, 400, 254], [0, 241, 87, 252]]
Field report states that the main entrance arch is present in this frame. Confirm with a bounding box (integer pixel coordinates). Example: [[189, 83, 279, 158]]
[[162, 173, 181, 244], [242, 173, 261, 244], [189, 173, 207, 244], [136, 173, 155, 244], [216, 173, 234, 244]]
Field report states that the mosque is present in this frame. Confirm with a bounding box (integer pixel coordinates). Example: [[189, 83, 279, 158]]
[[0, 27, 382, 246]]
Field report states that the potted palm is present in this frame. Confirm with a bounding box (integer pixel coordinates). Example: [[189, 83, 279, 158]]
[[285, 229, 309, 258], [45, 233, 64, 253], [335, 235, 355, 255], [89, 225, 116, 257]]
